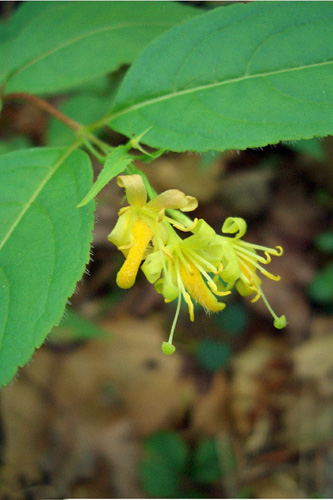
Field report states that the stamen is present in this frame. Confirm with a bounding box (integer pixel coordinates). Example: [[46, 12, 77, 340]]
[[184, 291, 195, 322], [235, 249, 281, 281], [185, 248, 218, 273], [162, 246, 175, 263], [190, 259, 230, 297], [237, 240, 283, 257], [233, 243, 271, 265], [167, 289, 182, 346]]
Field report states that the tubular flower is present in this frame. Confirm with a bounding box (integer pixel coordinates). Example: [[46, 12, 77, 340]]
[[141, 220, 230, 351], [215, 217, 287, 329], [108, 175, 197, 289]]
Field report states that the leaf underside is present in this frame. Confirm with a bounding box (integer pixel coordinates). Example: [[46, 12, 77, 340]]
[[0, 148, 94, 387], [108, 2, 333, 152]]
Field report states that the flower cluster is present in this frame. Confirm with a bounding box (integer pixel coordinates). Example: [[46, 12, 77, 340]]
[[108, 175, 286, 354]]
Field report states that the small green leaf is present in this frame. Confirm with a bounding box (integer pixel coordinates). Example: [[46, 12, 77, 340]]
[[48, 309, 106, 343], [4, 2, 199, 95], [140, 456, 180, 498], [191, 438, 221, 484], [77, 146, 132, 207], [308, 263, 333, 305], [141, 431, 188, 498], [314, 231, 333, 254], [0, 147, 94, 387], [109, 2, 333, 152], [145, 431, 188, 473], [288, 138, 325, 161]]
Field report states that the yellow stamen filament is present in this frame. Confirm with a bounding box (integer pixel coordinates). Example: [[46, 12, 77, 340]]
[[116, 219, 153, 289], [179, 262, 225, 314], [236, 249, 281, 281]]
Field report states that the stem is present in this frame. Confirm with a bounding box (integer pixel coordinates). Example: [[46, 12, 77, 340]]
[[2, 92, 82, 132], [82, 138, 106, 163]]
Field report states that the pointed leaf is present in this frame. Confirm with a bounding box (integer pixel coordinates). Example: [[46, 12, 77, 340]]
[[77, 145, 132, 207], [108, 2, 333, 152], [0, 147, 94, 387]]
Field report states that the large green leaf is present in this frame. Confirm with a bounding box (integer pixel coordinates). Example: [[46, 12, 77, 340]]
[[107, 2, 333, 152], [3, 1, 199, 95], [0, 147, 94, 387]]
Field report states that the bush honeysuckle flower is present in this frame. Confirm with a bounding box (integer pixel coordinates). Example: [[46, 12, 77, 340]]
[[108, 175, 286, 355], [215, 217, 287, 329], [141, 219, 230, 353], [108, 174, 197, 289]]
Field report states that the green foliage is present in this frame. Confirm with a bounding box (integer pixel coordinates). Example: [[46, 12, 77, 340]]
[[289, 138, 325, 162], [47, 72, 125, 147], [197, 340, 233, 372], [48, 309, 106, 343], [3, 2, 199, 94], [314, 231, 333, 254], [140, 432, 230, 497], [308, 263, 333, 305], [190, 438, 221, 484], [108, 2, 333, 152], [140, 431, 188, 497], [47, 95, 114, 147], [0, 147, 94, 387], [77, 145, 132, 207]]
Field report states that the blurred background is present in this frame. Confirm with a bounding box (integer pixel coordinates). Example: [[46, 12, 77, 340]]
[[1, 2, 333, 499]]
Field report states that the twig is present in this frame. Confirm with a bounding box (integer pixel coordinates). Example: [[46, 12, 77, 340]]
[[2, 92, 82, 132]]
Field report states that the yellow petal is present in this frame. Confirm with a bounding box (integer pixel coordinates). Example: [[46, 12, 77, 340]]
[[147, 189, 198, 212], [116, 219, 153, 289], [117, 174, 147, 207]]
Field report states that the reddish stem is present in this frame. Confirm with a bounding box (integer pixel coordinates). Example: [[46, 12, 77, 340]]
[[2, 92, 82, 132]]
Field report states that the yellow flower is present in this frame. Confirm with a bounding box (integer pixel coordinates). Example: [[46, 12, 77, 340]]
[[215, 217, 286, 329], [108, 174, 197, 289], [142, 220, 230, 351]]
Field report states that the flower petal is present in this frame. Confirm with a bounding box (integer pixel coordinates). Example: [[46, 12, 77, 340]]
[[147, 189, 198, 212], [222, 217, 247, 239], [117, 174, 147, 207], [108, 209, 135, 254], [141, 251, 164, 283]]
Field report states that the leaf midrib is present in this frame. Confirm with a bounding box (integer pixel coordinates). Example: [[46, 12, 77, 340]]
[[107, 59, 333, 124], [0, 144, 78, 252]]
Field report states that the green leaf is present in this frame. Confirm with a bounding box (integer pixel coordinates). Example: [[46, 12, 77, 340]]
[[77, 145, 132, 207], [108, 2, 333, 152], [47, 95, 115, 147], [0, 147, 94, 387], [4, 2, 199, 95], [308, 263, 333, 305], [141, 431, 188, 497], [48, 309, 106, 343], [191, 438, 221, 484], [47, 71, 126, 147], [314, 231, 333, 254], [288, 138, 325, 161]]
